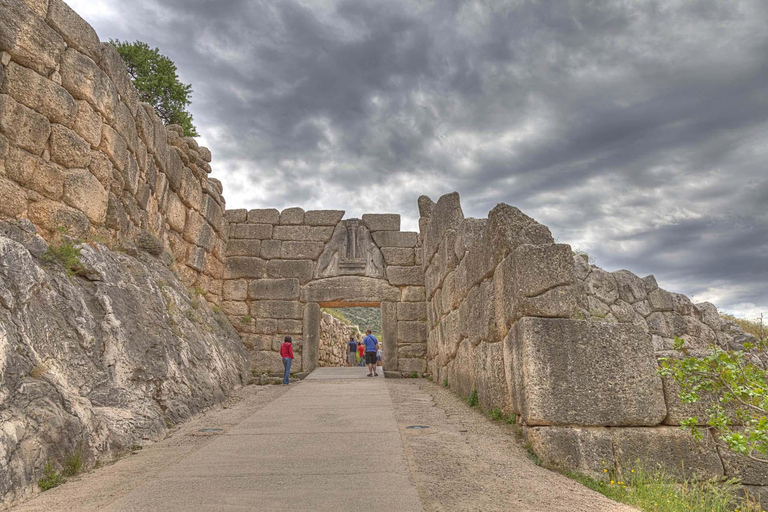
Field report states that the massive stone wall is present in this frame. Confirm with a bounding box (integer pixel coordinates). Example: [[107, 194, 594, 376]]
[[0, 0, 227, 304], [220, 209, 427, 374], [421, 191, 764, 489]]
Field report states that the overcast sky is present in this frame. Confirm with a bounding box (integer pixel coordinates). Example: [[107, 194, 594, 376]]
[[69, 0, 768, 319]]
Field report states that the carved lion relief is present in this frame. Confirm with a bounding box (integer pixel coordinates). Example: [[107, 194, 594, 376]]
[[315, 219, 386, 278]]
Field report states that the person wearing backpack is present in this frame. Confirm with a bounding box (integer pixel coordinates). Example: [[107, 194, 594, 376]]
[[363, 329, 379, 377]]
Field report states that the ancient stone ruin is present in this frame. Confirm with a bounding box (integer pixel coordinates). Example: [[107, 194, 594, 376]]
[[0, 0, 764, 506]]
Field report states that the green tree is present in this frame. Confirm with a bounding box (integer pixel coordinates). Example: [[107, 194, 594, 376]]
[[658, 336, 768, 464], [110, 39, 199, 137]]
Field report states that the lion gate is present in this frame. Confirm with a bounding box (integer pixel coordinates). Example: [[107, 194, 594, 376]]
[[220, 208, 428, 375]]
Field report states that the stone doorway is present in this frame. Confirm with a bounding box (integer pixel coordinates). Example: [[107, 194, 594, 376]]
[[317, 305, 383, 368]]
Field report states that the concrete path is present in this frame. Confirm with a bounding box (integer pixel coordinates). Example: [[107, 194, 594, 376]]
[[98, 368, 420, 511]]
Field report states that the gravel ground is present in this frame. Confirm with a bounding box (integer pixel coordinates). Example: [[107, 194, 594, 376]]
[[388, 379, 636, 512]]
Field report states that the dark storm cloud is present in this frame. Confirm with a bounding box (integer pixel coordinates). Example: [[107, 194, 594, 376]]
[[71, 0, 768, 317]]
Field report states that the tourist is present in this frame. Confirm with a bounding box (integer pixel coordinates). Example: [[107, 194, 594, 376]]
[[357, 341, 365, 367], [376, 344, 383, 370], [347, 336, 357, 367], [280, 335, 294, 385], [363, 329, 379, 377]]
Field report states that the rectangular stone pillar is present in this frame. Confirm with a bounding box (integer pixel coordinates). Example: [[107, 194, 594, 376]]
[[302, 302, 320, 372], [381, 301, 398, 371]]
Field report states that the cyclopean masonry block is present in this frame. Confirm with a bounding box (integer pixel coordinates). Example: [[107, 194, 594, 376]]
[[507, 317, 666, 426], [362, 213, 400, 231], [524, 427, 615, 481]]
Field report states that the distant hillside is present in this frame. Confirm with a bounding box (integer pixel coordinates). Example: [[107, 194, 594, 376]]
[[323, 307, 382, 338]]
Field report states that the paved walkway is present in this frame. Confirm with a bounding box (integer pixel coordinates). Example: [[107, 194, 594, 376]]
[[11, 367, 422, 511]]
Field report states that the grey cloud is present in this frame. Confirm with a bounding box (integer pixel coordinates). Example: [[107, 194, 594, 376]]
[[72, 0, 768, 316]]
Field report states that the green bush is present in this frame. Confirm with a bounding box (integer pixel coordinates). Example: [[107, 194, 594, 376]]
[[38, 461, 62, 491], [442, 378, 448, 387], [63, 445, 83, 477], [240, 315, 252, 324], [43, 239, 85, 277], [466, 389, 479, 407]]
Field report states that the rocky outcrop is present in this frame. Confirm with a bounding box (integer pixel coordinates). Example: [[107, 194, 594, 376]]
[[318, 311, 362, 367], [0, 220, 248, 507]]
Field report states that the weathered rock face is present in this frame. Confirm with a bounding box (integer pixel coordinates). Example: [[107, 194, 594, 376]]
[[318, 312, 362, 367], [0, 222, 248, 507]]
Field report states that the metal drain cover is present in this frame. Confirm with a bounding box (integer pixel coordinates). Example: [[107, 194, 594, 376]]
[[198, 428, 223, 433], [406, 425, 430, 429]]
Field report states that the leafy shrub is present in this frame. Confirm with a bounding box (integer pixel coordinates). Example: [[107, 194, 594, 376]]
[[136, 231, 163, 256], [38, 461, 62, 491], [63, 445, 83, 477], [659, 336, 768, 464], [240, 315, 252, 324], [43, 239, 84, 277], [467, 390, 479, 407], [443, 378, 448, 387]]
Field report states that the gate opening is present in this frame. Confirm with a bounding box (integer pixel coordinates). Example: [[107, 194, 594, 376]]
[[317, 306, 382, 368]]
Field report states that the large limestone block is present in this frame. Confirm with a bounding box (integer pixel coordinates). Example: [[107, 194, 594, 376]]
[[248, 278, 300, 301], [266, 259, 314, 284], [50, 124, 91, 168], [98, 43, 140, 116], [486, 203, 553, 263], [398, 358, 426, 374], [73, 101, 102, 148], [247, 208, 279, 224], [0, 176, 27, 217], [446, 338, 476, 398], [372, 230, 418, 248], [279, 207, 304, 225], [272, 225, 334, 242], [183, 211, 215, 251], [0, 0, 66, 75], [398, 343, 426, 359], [454, 218, 487, 262], [59, 48, 119, 122], [6, 147, 63, 200], [423, 192, 464, 262], [186, 245, 205, 272], [233, 223, 273, 240], [509, 318, 666, 426], [251, 350, 284, 373], [474, 341, 510, 412], [178, 166, 202, 210], [646, 311, 686, 338], [0, 94, 50, 155], [260, 240, 282, 260], [300, 275, 399, 303], [222, 280, 247, 301], [62, 169, 107, 223], [397, 302, 426, 321], [225, 256, 266, 280], [362, 213, 400, 231], [225, 208, 247, 223], [1, 61, 77, 126], [613, 270, 647, 304], [525, 427, 614, 480], [585, 268, 619, 305], [718, 443, 768, 485], [463, 229, 495, 289], [251, 300, 304, 320], [401, 286, 426, 302], [381, 301, 398, 370], [305, 210, 344, 226], [381, 247, 415, 266], [387, 265, 424, 287], [226, 239, 260, 257], [166, 192, 186, 233], [46, 0, 101, 61], [280, 240, 324, 260], [302, 302, 320, 371], [398, 320, 427, 344], [611, 427, 724, 481], [648, 288, 674, 312], [98, 124, 130, 172], [27, 198, 89, 236]]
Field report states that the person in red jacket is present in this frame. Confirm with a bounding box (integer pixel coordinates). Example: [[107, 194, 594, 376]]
[[357, 341, 365, 367], [280, 335, 294, 385]]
